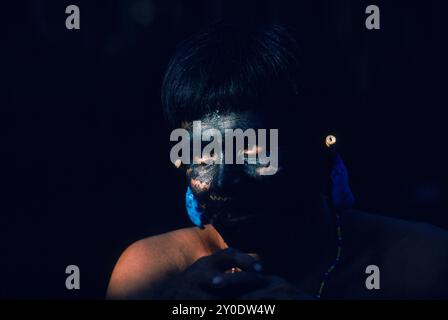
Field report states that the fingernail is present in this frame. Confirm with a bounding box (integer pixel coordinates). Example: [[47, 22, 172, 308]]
[[212, 276, 223, 286], [253, 262, 263, 272]]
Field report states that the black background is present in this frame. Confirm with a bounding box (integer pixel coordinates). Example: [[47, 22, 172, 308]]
[[2, 0, 447, 298]]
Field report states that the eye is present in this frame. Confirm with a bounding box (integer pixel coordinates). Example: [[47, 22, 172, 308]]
[[243, 145, 264, 165], [244, 145, 263, 156], [194, 153, 219, 166]]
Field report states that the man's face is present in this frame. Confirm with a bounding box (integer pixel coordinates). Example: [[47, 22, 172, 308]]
[[183, 111, 282, 228]]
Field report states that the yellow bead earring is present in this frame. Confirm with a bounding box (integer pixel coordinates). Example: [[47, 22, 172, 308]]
[[325, 134, 337, 148]]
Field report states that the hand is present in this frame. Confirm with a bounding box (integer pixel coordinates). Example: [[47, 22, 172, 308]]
[[158, 248, 265, 299], [238, 275, 314, 300]]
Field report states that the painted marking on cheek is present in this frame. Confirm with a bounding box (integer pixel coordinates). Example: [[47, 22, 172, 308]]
[[190, 178, 210, 192]]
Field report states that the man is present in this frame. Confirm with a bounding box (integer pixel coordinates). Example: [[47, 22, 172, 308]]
[[107, 23, 448, 299]]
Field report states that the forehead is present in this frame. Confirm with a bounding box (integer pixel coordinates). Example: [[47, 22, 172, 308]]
[[185, 111, 264, 131]]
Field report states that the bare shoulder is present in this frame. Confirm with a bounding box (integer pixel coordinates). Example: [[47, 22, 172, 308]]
[[106, 226, 211, 299], [341, 209, 448, 298], [342, 209, 448, 244]]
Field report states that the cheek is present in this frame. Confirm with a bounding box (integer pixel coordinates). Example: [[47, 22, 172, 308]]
[[244, 165, 259, 178], [187, 167, 213, 193], [189, 177, 210, 192]]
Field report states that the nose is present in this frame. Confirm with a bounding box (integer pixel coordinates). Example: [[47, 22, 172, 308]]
[[212, 164, 243, 195]]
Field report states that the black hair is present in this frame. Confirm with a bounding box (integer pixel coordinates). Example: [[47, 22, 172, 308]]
[[161, 22, 302, 127]]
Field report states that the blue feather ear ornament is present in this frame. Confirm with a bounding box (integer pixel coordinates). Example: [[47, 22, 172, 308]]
[[185, 186, 206, 228], [325, 135, 355, 210]]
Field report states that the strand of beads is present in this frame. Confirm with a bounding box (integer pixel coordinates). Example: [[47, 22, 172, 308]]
[[316, 213, 342, 299]]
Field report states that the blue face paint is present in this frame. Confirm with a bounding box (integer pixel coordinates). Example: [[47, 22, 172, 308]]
[[186, 186, 205, 228]]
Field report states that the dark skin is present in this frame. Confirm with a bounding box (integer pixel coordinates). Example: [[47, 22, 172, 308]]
[[107, 111, 448, 300], [166, 111, 342, 299]]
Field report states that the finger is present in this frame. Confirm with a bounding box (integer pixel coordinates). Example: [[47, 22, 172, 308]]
[[207, 271, 268, 297], [206, 248, 262, 273], [193, 248, 263, 288]]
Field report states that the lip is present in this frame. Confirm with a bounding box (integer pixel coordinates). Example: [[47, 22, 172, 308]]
[[209, 194, 232, 201], [196, 192, 261, 225], [207, 202, 259, 226]]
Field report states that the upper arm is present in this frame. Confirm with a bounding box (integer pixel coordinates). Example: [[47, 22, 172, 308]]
[[106, 238, 173, 299], [401, 224, 448, 298]]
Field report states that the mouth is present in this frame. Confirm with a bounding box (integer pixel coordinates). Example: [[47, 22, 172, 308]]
[[198, 193, 232, 214], [209, 193, 232, 201], [197, 195, 261, 226]]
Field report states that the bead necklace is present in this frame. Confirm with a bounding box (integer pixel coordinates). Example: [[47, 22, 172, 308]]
[[316, 212, 342, 299]]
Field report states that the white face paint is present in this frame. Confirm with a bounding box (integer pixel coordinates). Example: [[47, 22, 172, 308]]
[[171, 111, 283, 228], [170, 111, 279, 176]]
